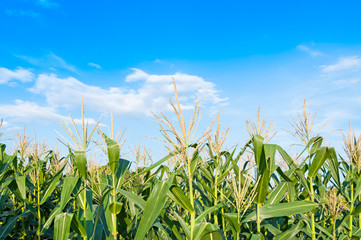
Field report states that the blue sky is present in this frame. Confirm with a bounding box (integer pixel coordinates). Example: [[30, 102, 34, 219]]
[[1, 0, 361, 159]]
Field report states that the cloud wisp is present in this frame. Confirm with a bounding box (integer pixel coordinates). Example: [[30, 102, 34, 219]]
[[16, 53, 77, 73], [320, 56, 361, 73], [5, 9, 40, 18], [88, 63, 102, 69], [37, 0, 60, 9], [297, 44, 323, 57]]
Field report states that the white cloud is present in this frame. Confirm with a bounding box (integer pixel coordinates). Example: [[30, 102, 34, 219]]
[[0, 100, 64, 121], [0, 120, 9, 127], [297, 45, 323, 57], [0, 67, 34, 84], [16, 53, 77, 73], [320, 56, 361, 73], [154, 59, 162, 63], [125, 69, 226, 105], [37, 0, 59, 9], [88, 62, 102, 69], [0, 100, 99, 125], [332, 78, 360, 87], [5, 9, 40, 18], [29, 69, 227, 116]]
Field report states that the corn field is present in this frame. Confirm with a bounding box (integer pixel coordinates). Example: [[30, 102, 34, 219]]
[[1, 90, 361, 240]]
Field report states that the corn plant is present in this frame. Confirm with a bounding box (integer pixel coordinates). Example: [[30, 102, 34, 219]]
[[1, 88, 361, 239]]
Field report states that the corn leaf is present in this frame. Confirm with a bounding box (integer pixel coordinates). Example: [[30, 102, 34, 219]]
[[15, 176, 26, 201], [54, 212, 73, 240], [74, 151, 87, 179], [168, 185, 195, 214], [134, 180, 171, 240], [243, 201, 318, 222], [60, 176, 79, 210], [308, 147, 329, 178], [104, 134, 120, 175], [40, 163, 66, 205]]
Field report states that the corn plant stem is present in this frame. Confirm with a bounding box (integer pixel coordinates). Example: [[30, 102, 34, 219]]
[[83, 180, 87, 234], [359, 194, 361, 228], [309, 177, 316, 240], [111, 174, 117, 239], [37, 168, 41, 240], [220, 189, 225, 232], [331, 218, 336, 240], [187, 158, 195, 240], [214, 167, 218, 226], [20, 159, 27, 238], [307, 144, 316, 240], [349, 183, 354, 238], [190, 212, 195, 240], [256, 203, 261, 233], [22, 180, 27, 238]]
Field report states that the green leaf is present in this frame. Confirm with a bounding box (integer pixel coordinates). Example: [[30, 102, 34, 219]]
[[201, 231, 224, 240], [254, 142, 277, 204], [255, 168, 270, 204], [295, 167, 311, 194], [8, 179, 24, 202], [104, 134, 120, 175], [0, 144, 5, 160], [54, 212, 73, 240], [173, 211, 191, 239], [276, 166, 293, 182], [310, 136, 323, 155], [0, 160, 13, 185], [308, 147, 329, 178], [190, 155, 200, 178], [264, 144, 277, 171], [71, 213, 87, 238], [326, 147, 341, 188], [354, 175, 361, 199], [91, 188, 111, 240], [115, 188, 145, 210], [261, 223, 281, 236], [40, 163, 66, 205], [74, 151, 87, 179], [41, 206, 61, 234], [109, 202, 122, 214], [135, 149, 181, 177], [116, 158, 131, 189], [195, 203, 225, 224], [224, 213, 240, 233], [168, 185, 195, 214], [351, 202, 361, 216], [253, 135, 264, 169], [85, 189, 94, 238], [194, 222, 221, 240], [134, 180, 171, 240], [243, 201, 318, 222], [274, 221, 304, 240], [60, 176, 79, 210], [0, 210, 29, 239], [301, 214, 333, 238], [277, 146, 298, 169], [15, 175, 26, 201], [266, 182, 288, 205]]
